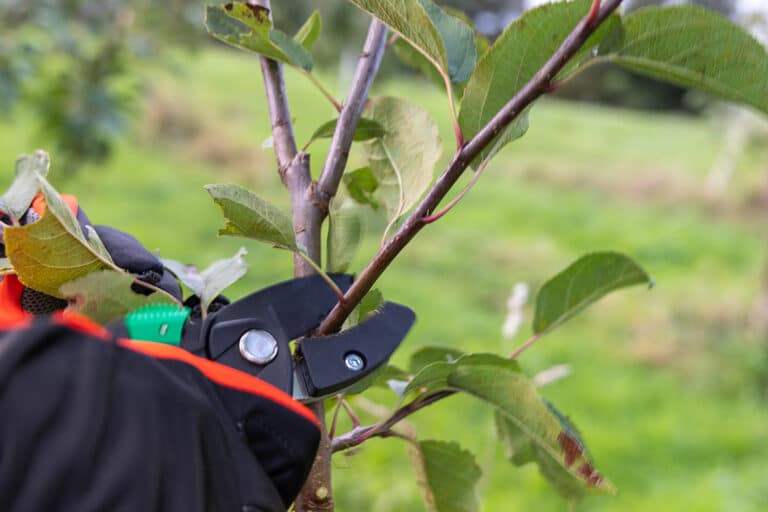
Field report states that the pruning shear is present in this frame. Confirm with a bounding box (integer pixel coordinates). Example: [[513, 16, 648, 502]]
[[124, 274, 415, 402]]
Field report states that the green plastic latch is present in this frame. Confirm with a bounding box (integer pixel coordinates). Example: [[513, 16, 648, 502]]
[[125, 304, 191, 346]]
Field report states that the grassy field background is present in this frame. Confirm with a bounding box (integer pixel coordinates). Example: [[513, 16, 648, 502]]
[[2, 49, 767, 511]]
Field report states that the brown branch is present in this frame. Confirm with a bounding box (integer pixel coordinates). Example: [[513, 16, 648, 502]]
[[259, 58, 318, 273], [251, 3, 329, 510], [317, 0, 623, 335], [313, 19, 388, 222], [295, 17, 388, 512], [332, 391, 455, 452]]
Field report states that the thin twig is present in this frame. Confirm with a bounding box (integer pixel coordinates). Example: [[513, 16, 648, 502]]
[[406, 41, 463, 148], [421, 134, 506, 224], [299, 69, 343, 112], [587, 0, 602, 26], [314, 19, 388, 220], [508, 334, 540, 360], [296, 251, 345, 302], [328, 396, 345, 440], [332, 390, 455, 452], [317, 0, 624, 335], [341, 399, 360, 427]]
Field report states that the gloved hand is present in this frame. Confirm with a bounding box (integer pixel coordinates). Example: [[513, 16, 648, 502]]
[[0, 196, 321, 512], [0, 193, 182, 315]]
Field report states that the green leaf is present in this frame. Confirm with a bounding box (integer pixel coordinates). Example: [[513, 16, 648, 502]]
[[393, 38, 444, 89], [161, 259, 205, 296], [198, 247, 249, 311], [447, 356, 615, 494], [409, 345, 464, 374], [4, 175, 116, 298], [401, 353, 506, 404], [205, 2, 313, 71], [327, 200, 362, 273], [459, 0, 614, 166], [307, 118, 385, 146], [347, 0, 475, 84], [342, 288, 384, 331], [1, 150, 50, 220], [400, 360, 455, 402], [60, 270, 176, 324], [533, 251, 650, 335], [597, 5, 768, 114], [343, 167, 380, 208], [408, 440, 481, 512], [205, 184, 297, 251], [294, 10, 322, 50], [364, 97, 442, 238], [495, 402, 596, 500], [418, 0, 476, 83]]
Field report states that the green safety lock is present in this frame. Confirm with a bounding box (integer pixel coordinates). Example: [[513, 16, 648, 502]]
[[124, 304, 191, 346]]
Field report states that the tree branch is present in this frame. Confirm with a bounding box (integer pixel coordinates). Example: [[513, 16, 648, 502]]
[[252, 3, 328, 510], [295, 17, 388, 512], [314, 19, 388, 220], [258, 53, 317, 273], [332, 391, 455, 452], [317, 0, 623, 335]]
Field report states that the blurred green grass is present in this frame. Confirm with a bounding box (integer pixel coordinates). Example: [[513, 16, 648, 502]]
[[2, 48, 768, 511]]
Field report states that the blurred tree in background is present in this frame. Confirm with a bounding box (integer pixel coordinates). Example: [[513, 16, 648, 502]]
[[0, 0, 205, 173], [0, 0, 756, 174]]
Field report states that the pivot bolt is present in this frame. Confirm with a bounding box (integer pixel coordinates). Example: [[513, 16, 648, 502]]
[[239, 330, 278, 365], [344, 352, 365, 372]]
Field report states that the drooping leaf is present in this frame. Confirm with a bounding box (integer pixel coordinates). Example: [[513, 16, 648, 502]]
[[1, 150, 50, 220], [459, 0, 616, 166], [347, 0, 475, 84], [597, 5, 768, 114], [4, 175, 116, 297], [496, 401, 597, 500], [60, 270, 176, 324], [533, 251, 650, 335], [294, 10, 322, 50], [400, 360, 455, 402], [205, 2, 313, 71], [343, 167, 380, 208], [409, 345, 464, 374], [205, 184, 297, 251], [408, 440, 481, 512], [307, 118, 385, 146], [400, 353, 506, 404], [326, 200, 362, 273], [364, 97, 441, 239], [161, 259, 205, 296], [447, 355, 615, 494], [199, 247, 249, 311]]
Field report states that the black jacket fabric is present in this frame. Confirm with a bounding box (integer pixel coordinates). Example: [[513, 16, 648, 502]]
[[0, 316, 320, 512]]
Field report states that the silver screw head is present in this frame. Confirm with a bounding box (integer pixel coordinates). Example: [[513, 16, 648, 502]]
[[344, 352, 365, 372], [239, 329, 278, 365]]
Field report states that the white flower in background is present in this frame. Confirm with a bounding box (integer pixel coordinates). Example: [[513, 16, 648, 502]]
[[502, 282, 529, 340]]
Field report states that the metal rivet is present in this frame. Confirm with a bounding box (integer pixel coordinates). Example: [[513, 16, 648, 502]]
[[344, 352, 365, 372], [239, 330, 278, 365]]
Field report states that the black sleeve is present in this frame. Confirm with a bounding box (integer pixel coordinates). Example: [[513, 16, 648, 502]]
[[0, 317, 319, 512]]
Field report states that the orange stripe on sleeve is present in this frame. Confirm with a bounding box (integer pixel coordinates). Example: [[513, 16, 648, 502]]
[[0, 276, 31, 328], [119, 338, 319, 428]]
